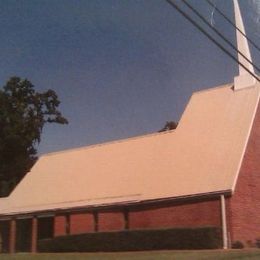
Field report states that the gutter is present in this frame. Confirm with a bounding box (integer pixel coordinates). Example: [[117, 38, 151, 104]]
[[0, 189, 232, 220]]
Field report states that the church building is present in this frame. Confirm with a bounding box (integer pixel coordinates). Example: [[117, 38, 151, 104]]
[[1, 0, 260, 253]]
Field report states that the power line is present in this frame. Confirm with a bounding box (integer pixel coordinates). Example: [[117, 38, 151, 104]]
[[181, 0, 260, 73], [205, 0, 260, 53], [165, 0, 260, 83]]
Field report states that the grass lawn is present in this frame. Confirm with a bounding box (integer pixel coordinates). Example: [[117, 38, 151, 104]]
[[1, 250, 260, 260]]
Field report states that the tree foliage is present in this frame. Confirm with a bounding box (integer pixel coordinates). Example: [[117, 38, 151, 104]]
[[0, 77, 68, 196], [159, 121, 178, 132]]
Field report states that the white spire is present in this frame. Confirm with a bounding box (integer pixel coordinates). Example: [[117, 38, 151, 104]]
[[233, 0, 256, 90]]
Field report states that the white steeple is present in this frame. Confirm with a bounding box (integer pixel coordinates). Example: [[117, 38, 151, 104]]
[[233, 0, 256, 90]]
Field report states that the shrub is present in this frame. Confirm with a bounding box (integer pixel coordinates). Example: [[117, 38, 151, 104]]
[[246, 240, 255, 248], [38, 226, 222, 252], [232, 240, 244, 249], [255, 238, 260, 248]]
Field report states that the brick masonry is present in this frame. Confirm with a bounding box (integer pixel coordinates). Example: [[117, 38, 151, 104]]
[[229, 103, 260, 246], [54, 215, 67, 237], [128, 199, 221, 230], [53, 198, 221, 237], [70, 213, 94, 234], [98, 211, 125, 232]]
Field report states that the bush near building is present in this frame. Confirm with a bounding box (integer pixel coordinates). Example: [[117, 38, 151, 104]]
[[38, 226, 222, 252]]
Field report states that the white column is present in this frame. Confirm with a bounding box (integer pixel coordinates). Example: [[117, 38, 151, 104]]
[[221, 195, 228, 249]]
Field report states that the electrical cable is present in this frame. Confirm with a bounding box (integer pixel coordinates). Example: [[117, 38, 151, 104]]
[[165, 0, 260, 83], [181, 0, 260, 73], [205, 0, 260, 53]]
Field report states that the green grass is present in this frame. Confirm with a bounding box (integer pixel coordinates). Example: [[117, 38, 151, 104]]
[[1, 250, 260, 260]]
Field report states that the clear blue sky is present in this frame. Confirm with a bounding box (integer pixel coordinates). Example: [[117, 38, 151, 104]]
[[0, 0, 260, 155]]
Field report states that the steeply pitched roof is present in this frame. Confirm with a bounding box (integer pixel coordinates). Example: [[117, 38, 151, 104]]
[[1, 82, 260, 215]]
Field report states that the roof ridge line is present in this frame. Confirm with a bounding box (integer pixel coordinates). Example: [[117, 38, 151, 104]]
[[42, 129, 176, 157], [42, 83, 234, 158]]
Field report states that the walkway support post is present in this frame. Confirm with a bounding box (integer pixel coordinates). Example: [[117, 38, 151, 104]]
[[221, 195, 228, 249], [9, 218, 16, 253], [31, 216, 38, 253]]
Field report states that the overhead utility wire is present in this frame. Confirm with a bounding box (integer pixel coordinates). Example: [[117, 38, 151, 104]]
[[181, 0, 260, 73], [205, 0, 260, 53], [165, 0, 260, 83]]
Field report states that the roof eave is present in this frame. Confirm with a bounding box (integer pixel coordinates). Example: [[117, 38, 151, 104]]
[[0, 189, 232, 220]]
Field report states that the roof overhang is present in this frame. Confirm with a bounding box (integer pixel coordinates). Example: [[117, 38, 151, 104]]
[[0, 189, 231, 220]]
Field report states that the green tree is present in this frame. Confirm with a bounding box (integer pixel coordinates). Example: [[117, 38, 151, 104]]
[[0, 77, 68, 196], [159, 121, 178, 132]]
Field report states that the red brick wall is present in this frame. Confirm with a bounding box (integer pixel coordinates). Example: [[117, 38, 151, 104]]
[[70, 213, 94, 234], [53, 199, 221, 236], [229, 104, 260, 246], [129, 199, 221, 230], [54, 215, 66, 237], [98, 212, 125, 232]]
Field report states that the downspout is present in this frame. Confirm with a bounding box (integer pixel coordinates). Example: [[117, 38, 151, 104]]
[[221, 195, 228, 249]]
